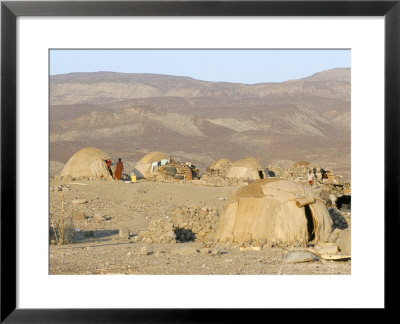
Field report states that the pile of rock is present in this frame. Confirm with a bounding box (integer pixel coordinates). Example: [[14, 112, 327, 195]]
[[169, 206, 219, 242], [135, 218, 177, 243], [328, 207, 349, 230], [148, 159, 200, 183], [268, 164, 351, 197], [269, 164, 328, 180], [327, 228, 351, 254], [339, 210, 351, 228], [199, 162, 248, 187], [49, 184, 71, 192], [135, 206, 220, 243], [203, 160, 232, 177], [320, 181, 351, 196]]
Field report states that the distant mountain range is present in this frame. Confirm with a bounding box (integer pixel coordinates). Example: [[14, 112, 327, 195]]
[[50, 68, 351, 178]]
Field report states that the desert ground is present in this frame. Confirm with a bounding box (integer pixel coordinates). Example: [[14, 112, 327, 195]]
[[49, 68, 351, 275], [49, 177, 351, 275]]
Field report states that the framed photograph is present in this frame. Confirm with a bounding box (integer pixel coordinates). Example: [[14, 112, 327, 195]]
[[1, 0, 398, 321]]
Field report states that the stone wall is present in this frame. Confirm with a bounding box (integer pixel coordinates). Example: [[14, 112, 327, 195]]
[[147, 159, 200, 183], [134, 206, 220, 244]]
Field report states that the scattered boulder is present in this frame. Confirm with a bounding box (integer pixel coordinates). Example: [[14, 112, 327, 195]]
[[211, 250, 223, 256], [119, 226, 130, 239], [173, 246, 199, 256], [327, 228, 342, 243], [199, 247, 211, 255], [50, 184, 71, 192], [93, 213, 105, 222], [139, 246, 152, 256], [328, 208, 349, 230], [240, 246, 261, 251], [338, 228, 351, 254], [309, 243, 339, 255], [258, 238, 268, 246], [283, 251, 319, 264], [71, 211, 85, 222], [72, 199, 87, 205], [319, 254, 351, 261], [263, 242, 274, 248]]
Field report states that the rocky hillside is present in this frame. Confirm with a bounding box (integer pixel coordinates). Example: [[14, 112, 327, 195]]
[[50, 68, 351, 178], [298, 68, 350, 82], [51, 69, 350, 106]]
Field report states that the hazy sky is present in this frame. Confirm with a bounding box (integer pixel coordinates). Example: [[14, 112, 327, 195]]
[[50, 49, 350, 84]]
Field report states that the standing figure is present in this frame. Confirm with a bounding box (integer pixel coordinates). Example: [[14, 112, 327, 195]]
[[114, 158, 124, 180], [265, 166, 269, 179], [320, 168, 328, 181], [106, 159, 113, 178], [307, 170, 314, 189]]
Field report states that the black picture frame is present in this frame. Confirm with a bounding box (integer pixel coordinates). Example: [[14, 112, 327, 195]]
[[1, 0, 398, 322]]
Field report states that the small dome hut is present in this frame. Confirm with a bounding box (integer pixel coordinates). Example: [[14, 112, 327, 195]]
[[210, 158, 232, 170], [133, 151, 170, 179], [60, 147, 113, 179], [227, 157, 265, 180], [216, 179, 333, 244]]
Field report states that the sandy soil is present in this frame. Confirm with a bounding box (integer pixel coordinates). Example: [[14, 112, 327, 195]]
[[49, 178, 351, 275]]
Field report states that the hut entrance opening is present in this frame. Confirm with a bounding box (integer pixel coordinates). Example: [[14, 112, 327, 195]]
[[258, 171, 264, 179], [304, 205, 316, 242], [337, 195, 351, 210], [105, 160, 114, 178]]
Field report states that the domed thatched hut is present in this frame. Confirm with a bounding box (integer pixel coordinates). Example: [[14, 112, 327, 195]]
[[210, 158, 232, 170], [216, 179, 333, 244], [227, 157, 265, 180], [60, 147, 113, 180], [133, 151, 170, 179]]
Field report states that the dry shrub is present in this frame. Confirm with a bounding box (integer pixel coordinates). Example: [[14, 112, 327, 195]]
[[50, 193, 74, 244], [54, 216, 74, 245]]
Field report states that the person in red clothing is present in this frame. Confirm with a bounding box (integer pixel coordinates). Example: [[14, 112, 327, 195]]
[[307, 170, 314, 188], [105, 159, 113, 178], [114, 158, 124, 180]]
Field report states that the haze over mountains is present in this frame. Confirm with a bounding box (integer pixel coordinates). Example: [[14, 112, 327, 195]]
[[50, 68, 351, 178]]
